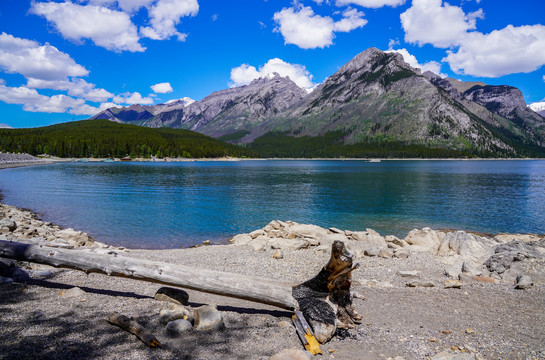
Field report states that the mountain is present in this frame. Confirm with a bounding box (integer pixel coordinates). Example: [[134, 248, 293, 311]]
[[93, 74, 307, 140], [93, 48, 545, 158], [243, 48, 545, 156]]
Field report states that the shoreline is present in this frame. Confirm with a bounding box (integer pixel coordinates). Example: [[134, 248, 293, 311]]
[[1, 203, 544, 359]]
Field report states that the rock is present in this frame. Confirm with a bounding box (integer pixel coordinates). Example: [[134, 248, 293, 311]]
[[351, 229, 387, 248], [159, 303, 194, 325], [394, 250, 410, 259], [514, 275, 533, 289], [461, 261, 481, 276], [63, 287, 85, 298], [193, 304, 225, 331], [406, 281, 434, 288], [398, 270, 419, 278], [249, 237, 268, 252], [444, 263, 463, 279], [329, 227, 343, 234], [364, 248, 380, 257], [166, 319, 193, 334], [444, 280, 463, 288], [202, 240, 210, 246], [0, 258, 14, 270], [1, 267, 30, 283], [270, 348, 311, 360], [277, 320, 292, 328], [272, 250, 284, 259], [249, 230, 263, 239], [0, 218, 17, 232], [405, 227, 444, 252], [55, 228, 95, 246], [438, 231, 495, 263], [269, 238, 309, 250], [378, 248, 394, 258], [154, 287, 189, 305]]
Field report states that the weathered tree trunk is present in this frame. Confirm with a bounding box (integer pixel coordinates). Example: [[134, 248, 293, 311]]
[[0, 239, 360, 344], [0, 240, 297, 309]]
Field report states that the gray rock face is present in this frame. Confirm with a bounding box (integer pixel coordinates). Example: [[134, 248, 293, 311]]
[[166, 319, 193, 334], [193, 304, 225, 331]]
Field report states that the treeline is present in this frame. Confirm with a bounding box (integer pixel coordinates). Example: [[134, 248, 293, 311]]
[[247, 131, 521, 158], [0, 119, 254, 159]]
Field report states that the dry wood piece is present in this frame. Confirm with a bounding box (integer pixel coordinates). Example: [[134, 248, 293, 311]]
[[106, 312, 160, 348], [292, 240, 362, 343], [0, 240, 296, 309]]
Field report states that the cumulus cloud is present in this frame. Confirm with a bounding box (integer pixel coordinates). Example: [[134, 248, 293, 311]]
[[0, 123, 12, 129], [336, 0, 406, 8], [113, 92, 154, 105], [86, 0, 155, 12], [230, 58, 315, 90], [444, 25, 545, 77], [31, 1, 144, 52], [400, 0, 483, 48], [140, 0, 199, 41], [386, 48, 446, 77], [0, 32, 88, 81], [150, 82, 173, 93], [0, 83, 97, 114], [26, 78, 113, 102], [273, 5, 366, 49]]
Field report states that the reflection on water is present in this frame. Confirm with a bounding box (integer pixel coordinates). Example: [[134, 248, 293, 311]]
[[1, 160, 544, 248]]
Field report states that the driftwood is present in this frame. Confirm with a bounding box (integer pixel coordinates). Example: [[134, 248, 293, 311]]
[[0, 239, 360, 344], [106, 312, 160, 347]]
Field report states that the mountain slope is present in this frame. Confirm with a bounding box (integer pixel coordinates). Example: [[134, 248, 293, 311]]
[[240, 48, 543, 156]]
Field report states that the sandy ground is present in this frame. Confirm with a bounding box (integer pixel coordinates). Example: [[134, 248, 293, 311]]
[[1, 245, 544, 360]]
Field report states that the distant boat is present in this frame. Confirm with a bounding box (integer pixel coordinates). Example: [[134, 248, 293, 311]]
[[369, 159, 381, 163]]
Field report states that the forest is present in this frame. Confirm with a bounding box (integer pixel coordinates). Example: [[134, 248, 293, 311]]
[[0, 119, 254, 159]]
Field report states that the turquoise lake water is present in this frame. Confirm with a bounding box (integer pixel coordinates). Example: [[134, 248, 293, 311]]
[[1, 160, 544, 248]]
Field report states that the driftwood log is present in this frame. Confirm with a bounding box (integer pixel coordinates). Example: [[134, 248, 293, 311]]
[[106, 312, 160, 347], [0, 239, 360, 343]]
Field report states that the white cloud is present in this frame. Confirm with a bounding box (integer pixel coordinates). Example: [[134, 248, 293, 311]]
[[0, 83, 97, 114], [151, 82, 173, 93], [528, 101, 545, 113], [333, 8, 367, 33], [26, 78, 113, 102], [31, 2, 144, 52], [113, 92, 154, 105], [400, 0, 483, 48], [86, 0, 155, 12], [273, 5, 366, 49], [140, 0, 199, 41], [0, 123, 12, 129], [444, 25, 545, 77], [230, 58, 315, 90], [336, 0, 406, 8], [0, 32, 88, 81], [386, 48, 446, 77]]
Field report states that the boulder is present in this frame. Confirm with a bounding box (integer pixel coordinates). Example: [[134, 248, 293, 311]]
[[444, 262, 463, 279], [444, 280, 463, 289], [514, 275, 533, 290], [166, 319, 193, 334], [394, 250, 410, 259], [378, 248, 394, 258], [364, 248, 380, 257], [63, 287, 86, 298], [398, 270, 419, 278], [431, 351, 477, 360], [406, 281, 434, 288], [437, 231, 495, 264], [55, 228, 94, 246], [269, 238, 309, 250], [0, 258, 14, 270], [159, 303, 194, 325], [404, 228, 444, 253], [351, 229, 387, 248], [249, 237, 269, 252], [193, 304, 224, 331], [154, 287, 189, 305], [0, 218, 17, 232]]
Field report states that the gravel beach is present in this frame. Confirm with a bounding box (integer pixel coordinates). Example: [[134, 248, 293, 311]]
[[1, 157, 544, 360]]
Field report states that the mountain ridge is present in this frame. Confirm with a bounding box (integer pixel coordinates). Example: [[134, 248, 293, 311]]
[[92, 48, 545, 157]]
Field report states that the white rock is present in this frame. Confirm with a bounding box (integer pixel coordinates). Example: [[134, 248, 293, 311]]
[[230, 234, 252, 245], [404, 228, 444, 253]]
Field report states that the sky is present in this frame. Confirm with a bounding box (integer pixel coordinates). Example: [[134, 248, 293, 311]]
[[0, 0, 544, 128]]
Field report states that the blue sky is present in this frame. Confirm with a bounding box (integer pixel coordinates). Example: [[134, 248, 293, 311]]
[[0, 0, 544, 128]]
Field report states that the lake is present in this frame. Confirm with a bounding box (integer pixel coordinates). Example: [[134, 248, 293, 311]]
[[1, 160, 544, 248]]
